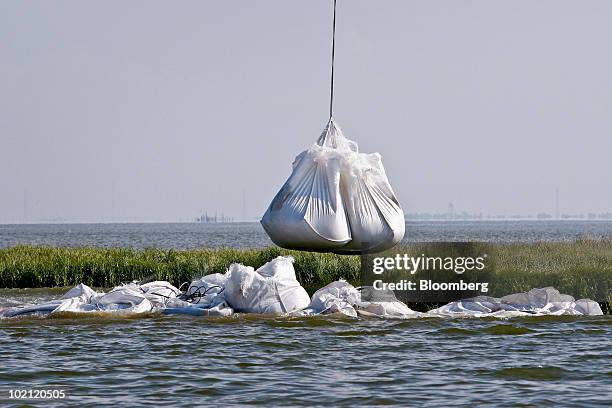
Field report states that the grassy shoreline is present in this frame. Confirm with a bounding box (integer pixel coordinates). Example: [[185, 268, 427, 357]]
[[0, 243, 610, 306], [0, 246, 359, 295]]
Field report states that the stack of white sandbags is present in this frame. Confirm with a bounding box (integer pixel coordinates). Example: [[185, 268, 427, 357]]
[[0, 256, 311, 318], [0, 257, 603, 319], [178, 256, 311, 314], [0, 280, 233, 318], [428, 287, 603, 318]]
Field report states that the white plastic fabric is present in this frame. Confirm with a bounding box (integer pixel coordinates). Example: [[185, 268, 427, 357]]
[[175, 273, 229, 311], [261, 119, 405, 254], [0, 259, 603, 319], [298, 282, 603, 319], [298, 280, 421, 319], [0, 281, 233, 317], [224, 256, 311, 314], [304, 280, 361, 317], [0, 257, 310, 318], [428, 287, 603, 318]]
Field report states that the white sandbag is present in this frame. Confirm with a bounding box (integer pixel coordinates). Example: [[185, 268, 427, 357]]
[[429, 287, 603, 317], [302, 280, 361, 317], [50, 283, 103, 313], [1, 283, 99, 317], [573, 299, 603, 315], [0, 280, 234, 318], [54, 284, 155, 314], [357, 301, 419, 319], [499, 287, 575, 311], [186, 272, 228, 305], [140, 281, 181, 298], [95, 286, 154, 312], [355, 287, 421, 319], [53, 282, 178, 314], [138, 277, 232, 315], [61, 283, 99, 301], [1, 279, 602, 320], [188, 273, 227, 293], [300, 280, 419, 319], [261, 119, 405, 254], [224, 256, 310, 314]]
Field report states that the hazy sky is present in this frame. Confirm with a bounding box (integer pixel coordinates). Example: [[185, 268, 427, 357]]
[[1, 0, 611, 223]]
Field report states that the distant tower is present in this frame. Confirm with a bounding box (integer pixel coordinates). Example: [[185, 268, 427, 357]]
[[448, 202, 454, 220], [555, 188, 560, 220]]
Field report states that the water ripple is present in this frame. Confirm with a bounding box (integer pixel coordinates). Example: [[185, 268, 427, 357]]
[[0, 311, 610, 406]]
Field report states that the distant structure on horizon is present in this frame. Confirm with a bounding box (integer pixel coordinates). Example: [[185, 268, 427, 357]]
[[405, 212, 612, 221], [402, 193, 610, 221], [196, 211, 234, 223]]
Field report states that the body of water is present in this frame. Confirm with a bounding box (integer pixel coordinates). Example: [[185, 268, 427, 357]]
[[1, 220, 612, 249], [1, 222, 611, 406], [0, 304, 609, 406]]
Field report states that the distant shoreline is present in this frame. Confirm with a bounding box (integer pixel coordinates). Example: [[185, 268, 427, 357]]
[[2, 219, 612, 226]]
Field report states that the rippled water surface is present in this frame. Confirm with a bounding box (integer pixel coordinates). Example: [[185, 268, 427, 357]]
[[1, 222, 611, 406], [2, 220, 612, 249], [0, 306, 610, 406]]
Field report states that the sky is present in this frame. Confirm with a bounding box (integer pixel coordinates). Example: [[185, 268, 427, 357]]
[[1, 0, 611, 223]]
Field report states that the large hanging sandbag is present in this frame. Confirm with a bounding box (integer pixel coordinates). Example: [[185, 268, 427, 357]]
[[261, 119, 405, 254]]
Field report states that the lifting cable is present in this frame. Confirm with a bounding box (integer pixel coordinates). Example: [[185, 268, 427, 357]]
[[329, 0, 337, 119]]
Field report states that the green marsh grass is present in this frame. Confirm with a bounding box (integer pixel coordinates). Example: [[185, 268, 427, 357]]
[[0, 242, 610, 303], [0, 246, 360, 294]]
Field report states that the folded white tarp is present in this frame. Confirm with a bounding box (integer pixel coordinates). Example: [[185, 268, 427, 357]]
[[261, 119, 405, 254]]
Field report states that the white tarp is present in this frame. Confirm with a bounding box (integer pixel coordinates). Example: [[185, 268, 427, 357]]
[[261, 119, 405, 254]]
